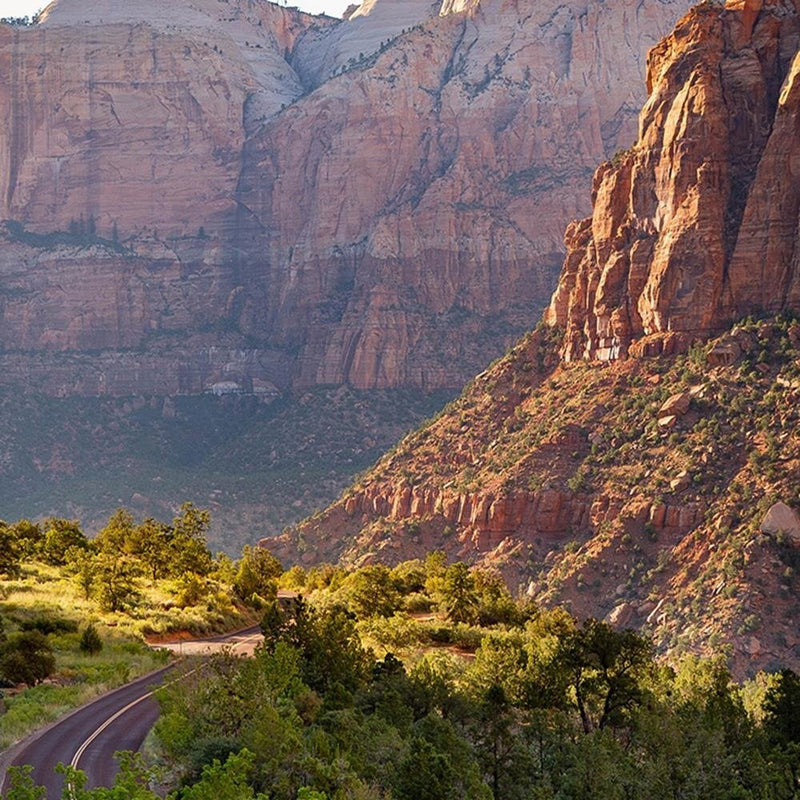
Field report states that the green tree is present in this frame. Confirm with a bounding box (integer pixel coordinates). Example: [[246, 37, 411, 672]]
[[174, 573, 210, 608], [1, 631, 55, 686], [261, 598, 368, 698], [70, 548, 97, 600], [473, 569, 520, 626], [472, 684, 516, 799], [343, 564, 401, 619], [10, 519, 43, 558], [2, 765, 45, 800], [553, 619, 653, 733], [79, 623, 103, 655], [0, 521, 23, 578], [176, 750, 269, 800], [170, 503, 213, 577], [95, 508, 136, 558], [763, 669, 800, 746], [395, 736, 457, 800], [93, 551, 141, 612], [56, 752, 160, 799], [233, 546, 282, 605], [439, 563, 479, 624], [129, 517, 174, 582], [40, 518, 88, 566]]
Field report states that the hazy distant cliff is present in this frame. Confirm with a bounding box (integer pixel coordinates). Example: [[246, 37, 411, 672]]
[[0, 0, 688, 547], [0, 0, 688, 395]]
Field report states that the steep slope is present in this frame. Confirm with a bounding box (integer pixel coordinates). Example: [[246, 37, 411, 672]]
[[276, 319, 800, 674], [271, 0, 800, 675], [291, 0, 452, 88], [2, 0, 321, 235], [0, 0, 326, 396]]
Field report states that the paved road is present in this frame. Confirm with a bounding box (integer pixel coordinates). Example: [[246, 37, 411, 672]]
[[1, 625, 262, 798]]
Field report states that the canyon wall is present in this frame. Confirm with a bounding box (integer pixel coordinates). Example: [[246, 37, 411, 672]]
[[0, 0, 688, 395], [237, 0, 691, 389], [547, 0, 800, 362]]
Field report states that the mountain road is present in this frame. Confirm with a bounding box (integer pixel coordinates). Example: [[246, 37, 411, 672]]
[[0, 625, 262, 798]]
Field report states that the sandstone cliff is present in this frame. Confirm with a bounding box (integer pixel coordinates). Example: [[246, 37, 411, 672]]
[[237, 0, 689, 389], [270, 0, 800, 674], [0, 0, 688, 395], [0, 0, 687, 548], [547, 0, 800, 361], [1, 0, 321, 237]]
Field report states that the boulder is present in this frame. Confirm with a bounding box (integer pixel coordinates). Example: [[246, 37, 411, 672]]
[[760, 502, 800, 546], [607, 602, 633, 627], [707, 339, 741, 367], [659, 392, 691, 417], [670, 471, 690, 492]]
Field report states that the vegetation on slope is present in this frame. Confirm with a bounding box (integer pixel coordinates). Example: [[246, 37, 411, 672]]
[[287, 316, 800, 675], [0, 387, 453, 555], [0, 506, 278, 749]]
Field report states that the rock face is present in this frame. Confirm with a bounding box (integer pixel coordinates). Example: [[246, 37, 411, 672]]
[[271, 317, 800, 676], [1, 0, 318, 237], [240, 0, 689, 389], [0, 0, 688, 396], [547, 0, 800, 362], [268, 0, 800, 673]]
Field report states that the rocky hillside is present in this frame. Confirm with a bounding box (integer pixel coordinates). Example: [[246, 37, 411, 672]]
[[272, 0, 800, 675]]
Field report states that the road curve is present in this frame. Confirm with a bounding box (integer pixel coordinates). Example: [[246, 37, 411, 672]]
[[2, 665, 172, 798], [1, 625, 262, 798]]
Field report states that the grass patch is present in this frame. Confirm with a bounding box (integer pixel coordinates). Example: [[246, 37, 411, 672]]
[[0, 559, 254, 749]]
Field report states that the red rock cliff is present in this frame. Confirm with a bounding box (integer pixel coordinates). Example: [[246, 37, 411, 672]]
[[547, 0, 800, 362]]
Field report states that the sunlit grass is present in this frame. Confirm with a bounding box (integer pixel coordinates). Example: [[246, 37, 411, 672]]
[[0, 560, 255, 749]]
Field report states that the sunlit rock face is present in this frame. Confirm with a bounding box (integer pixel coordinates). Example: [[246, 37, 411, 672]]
[[547, 0, 800, 363], [0, 0, 687, 395]]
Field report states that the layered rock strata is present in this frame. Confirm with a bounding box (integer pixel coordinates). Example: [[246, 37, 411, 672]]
[[238, 0, 690, 389], [547, 0, 800, 361], [0, 0, 688, 395]]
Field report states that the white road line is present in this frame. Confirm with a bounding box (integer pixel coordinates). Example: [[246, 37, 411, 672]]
[[70, 630, 262, 771]]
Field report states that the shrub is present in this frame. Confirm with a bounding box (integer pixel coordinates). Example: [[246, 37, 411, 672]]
[[79, 624, 103, 656], [1, 631, 55, 686], [20, 616, 78, 635]]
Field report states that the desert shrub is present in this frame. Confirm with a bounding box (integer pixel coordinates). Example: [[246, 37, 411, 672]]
[[79, 624, 103, 655], [1, 631, 55, 686], [20, 616, 77, 635]]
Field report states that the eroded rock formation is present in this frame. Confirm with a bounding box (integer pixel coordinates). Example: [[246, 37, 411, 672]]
[[547, 0, 800, 362]]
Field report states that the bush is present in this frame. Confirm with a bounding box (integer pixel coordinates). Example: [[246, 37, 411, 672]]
[[79, 624, 103, 655], [20, 616, 78, 635], [1, 631, 55, 686], [404, 592, 434, 614]]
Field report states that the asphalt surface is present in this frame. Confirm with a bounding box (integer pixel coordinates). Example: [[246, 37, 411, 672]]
[[0, 625, 262, 798]]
